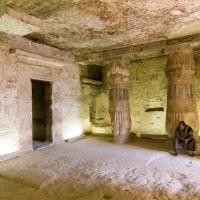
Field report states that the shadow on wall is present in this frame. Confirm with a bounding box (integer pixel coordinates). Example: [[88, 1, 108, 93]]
[[90, 93, 112, 134]]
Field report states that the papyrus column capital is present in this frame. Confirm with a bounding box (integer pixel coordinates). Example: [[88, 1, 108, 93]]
[[165, 44, 196, 78]]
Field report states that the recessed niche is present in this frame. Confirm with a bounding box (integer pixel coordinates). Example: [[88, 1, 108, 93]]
[[82, 78, 102, 86], [144, 97, 164, 112], [80, 64, 103, 84], [145, 107, 164, 112]]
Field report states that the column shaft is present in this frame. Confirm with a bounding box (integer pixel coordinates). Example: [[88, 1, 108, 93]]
[[107, 60, 131, 144], [165, 45, 199, 138]]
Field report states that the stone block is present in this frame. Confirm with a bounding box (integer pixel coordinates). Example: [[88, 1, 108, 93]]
[[0, 6, 43, 36]]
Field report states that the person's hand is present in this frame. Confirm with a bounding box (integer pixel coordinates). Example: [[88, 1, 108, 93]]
[[185, 139, 189, 144]]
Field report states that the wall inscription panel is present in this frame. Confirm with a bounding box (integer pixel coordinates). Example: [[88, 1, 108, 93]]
[[0, 33, 80, 155]]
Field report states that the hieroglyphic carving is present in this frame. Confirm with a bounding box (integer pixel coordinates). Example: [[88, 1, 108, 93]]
[[109, 88, 129, 101], [107, 60, 131, 144], [51, 81, 62, 140], [0, 37, 77, 155], [17, 63, 61, 82], [18, 79, 32, 151], [15, 53, 64, 149], [165, 44, 199, 138]]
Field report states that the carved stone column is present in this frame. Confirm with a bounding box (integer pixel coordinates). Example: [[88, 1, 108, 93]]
[[107, 59, 132, 144], [165, 44, 199, 138]]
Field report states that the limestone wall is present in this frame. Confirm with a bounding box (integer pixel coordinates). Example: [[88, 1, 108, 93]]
[[0, 33, 82, 155], [129, 56, 168, 136], [80, 65, 112, 135], [82, 53, 200, 137], [129, 50, 200, 137], [127, 53, 200, 137], [82, 57, 168, 137]]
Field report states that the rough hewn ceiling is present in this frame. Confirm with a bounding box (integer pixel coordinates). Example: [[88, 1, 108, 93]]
[[2, 0, 200, 55]]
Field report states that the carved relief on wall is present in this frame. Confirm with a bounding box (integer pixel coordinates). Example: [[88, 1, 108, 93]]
[[17, 63, 60, 82], [0, 36, 78, 155], [0, 48, 20, 154], [128, 56, 167, 136], [0, 62, 4, 82], [11, 49, 66, 150], [109, 88, 129, 101], [93, 93, 110, 124], [18, 79, 32, 150]]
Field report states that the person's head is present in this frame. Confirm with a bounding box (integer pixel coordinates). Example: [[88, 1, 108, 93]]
[[179, 121, 186, 130]]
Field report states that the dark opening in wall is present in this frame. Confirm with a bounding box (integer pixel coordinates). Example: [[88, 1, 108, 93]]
[[32, 80, 52, 149], [145, 108, 164, 112], [80, 64, 102, 81]]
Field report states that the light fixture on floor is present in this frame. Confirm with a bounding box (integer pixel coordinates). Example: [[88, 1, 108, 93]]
[[65, 135, 85, 143], [0, 152, 18, 161]]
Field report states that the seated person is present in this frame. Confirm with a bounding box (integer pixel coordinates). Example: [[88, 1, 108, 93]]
[[175, 121, 196, 157]]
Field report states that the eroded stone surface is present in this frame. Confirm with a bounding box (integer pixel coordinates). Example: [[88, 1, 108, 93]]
[[80, 52, 200, 138], [0, 32, 83, 155], [165, 44, 199, 138], [0, 3, 43, 36], [108, 60, 131, 143], [1, 137, 200, 199], [3, 0, 200, 54], [129, 56, 168, 136]]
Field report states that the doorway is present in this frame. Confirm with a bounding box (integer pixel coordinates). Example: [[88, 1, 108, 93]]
[[32, 80, 52, 149]]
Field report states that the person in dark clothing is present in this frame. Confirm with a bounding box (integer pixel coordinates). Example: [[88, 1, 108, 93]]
[[175, 121, 196, 157]]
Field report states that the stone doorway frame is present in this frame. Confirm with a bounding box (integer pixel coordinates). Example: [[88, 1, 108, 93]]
[[10, 49, 66, 152]]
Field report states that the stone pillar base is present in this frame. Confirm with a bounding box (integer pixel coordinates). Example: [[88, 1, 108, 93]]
[[113, 134, 132, 144]]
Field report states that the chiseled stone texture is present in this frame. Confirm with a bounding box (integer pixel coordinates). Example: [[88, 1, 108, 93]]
[[80, 65, 111, 135], [165, 46, 199, 138], [0, 6, 43, 36], [108, 60, 132, 143], [4, 0, 200, 54], [81, 52, 200, 138], [0, 33, 82, 154], [129, 56, 168, 136], [129, 52, 200, 137]]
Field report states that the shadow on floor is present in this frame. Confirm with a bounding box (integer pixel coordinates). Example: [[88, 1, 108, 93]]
[[88, 135, 200, 157]]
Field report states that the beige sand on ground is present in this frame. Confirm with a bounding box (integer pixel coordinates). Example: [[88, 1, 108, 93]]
[[0, 136, 200, 200]]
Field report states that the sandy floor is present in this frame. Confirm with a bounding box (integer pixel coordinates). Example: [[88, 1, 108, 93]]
[[0, 136, 200, 200]]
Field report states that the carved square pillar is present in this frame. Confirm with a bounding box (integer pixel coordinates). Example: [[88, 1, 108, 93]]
[[107, 59, 132, 144], [165, 44, 199, 138]]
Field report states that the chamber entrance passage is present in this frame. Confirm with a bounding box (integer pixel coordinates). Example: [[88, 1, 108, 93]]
[[32, 80, 52, 149]]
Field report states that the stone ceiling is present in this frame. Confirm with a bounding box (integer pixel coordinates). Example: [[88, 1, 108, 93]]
[[2, 0, 200, 55]]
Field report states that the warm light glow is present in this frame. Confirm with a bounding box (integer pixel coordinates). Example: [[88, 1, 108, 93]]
[[0, 130, 19, 157], [0, 142, 18, 156], [63, 120, 84, 139], [91, 125, 112, 134]]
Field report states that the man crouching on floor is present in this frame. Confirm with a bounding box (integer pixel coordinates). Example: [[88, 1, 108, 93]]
[[175, 121, 197, 157]]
